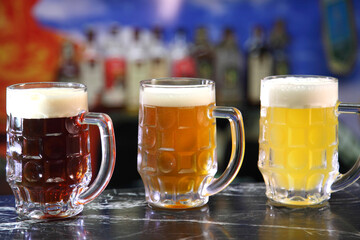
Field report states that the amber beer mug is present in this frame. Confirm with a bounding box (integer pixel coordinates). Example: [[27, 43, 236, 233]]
[[6, 82, 116, 219], [138, 78, 245, 209], [258, 75, 360, 206]]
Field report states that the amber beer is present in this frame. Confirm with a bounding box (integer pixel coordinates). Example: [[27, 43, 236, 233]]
[[138, 83, 217, 208], [7, 86, 91, 217], [258, 76, 339, 205]]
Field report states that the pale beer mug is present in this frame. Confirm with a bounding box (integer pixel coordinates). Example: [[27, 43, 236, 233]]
[[258, 75, 360, 206], [138, 78, 245, 209], [6, 82, 116, 219]]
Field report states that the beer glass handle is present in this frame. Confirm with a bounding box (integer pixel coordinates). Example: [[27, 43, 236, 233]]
[[77, 112, 116, 204], [332, 102, 360, 192], [203, 106, 245, 196]]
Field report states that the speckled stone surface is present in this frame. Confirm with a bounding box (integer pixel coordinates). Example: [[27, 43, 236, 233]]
[[1, 183, 360, 239]]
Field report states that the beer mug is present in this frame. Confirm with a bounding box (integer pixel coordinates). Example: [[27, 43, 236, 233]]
[[258, 75, 360, 206], [6, 82, 116, 219], [137, 78, 245, 209]]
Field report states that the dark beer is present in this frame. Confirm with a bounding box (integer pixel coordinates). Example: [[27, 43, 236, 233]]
[[6, 84, 90, 218], [7, 116, 91, 206]]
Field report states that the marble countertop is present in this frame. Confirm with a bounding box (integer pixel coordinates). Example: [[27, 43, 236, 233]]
[[1, 183, 360, 239]]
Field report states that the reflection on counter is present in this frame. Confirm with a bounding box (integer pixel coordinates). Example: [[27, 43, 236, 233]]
[[1, 184, 360, 239]]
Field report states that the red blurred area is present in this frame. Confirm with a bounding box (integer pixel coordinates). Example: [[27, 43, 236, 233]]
[[0, 1, 99, 193], [0, 0, 62, 131]]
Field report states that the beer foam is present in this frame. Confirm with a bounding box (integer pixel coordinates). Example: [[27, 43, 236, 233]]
[[261, 77, 338, 108], [141, 86, 215, 107], [7, 88, 88, 118]]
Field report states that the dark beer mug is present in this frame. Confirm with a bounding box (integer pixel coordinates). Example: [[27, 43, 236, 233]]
[[6, 82, 116, 219]]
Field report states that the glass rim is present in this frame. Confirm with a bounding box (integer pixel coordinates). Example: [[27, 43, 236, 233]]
[[262, 75, 338, 82], [7, 82, 87, 91], [140, 77, 215, 88]]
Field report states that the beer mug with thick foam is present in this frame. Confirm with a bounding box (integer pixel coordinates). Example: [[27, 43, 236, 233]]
[[138, 78, 245, 209], [258, 75, 360, 206], [6, 82, 116, 219]]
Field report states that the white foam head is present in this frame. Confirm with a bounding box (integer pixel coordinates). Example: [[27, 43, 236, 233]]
[[141, 85, 215, 107], [260, 76, 338, 108], [7, 86, 88, 119]]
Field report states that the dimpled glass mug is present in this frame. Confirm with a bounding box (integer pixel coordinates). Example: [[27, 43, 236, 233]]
[[258, 75, 360, 206], [6, 82, 116, 219], [138, 78, 245, 209]]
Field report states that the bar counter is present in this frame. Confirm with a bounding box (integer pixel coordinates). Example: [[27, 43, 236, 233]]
[[1, 183, 360, 239]]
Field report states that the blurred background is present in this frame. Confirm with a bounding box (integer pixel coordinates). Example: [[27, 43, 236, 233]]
[[0, 0, 360, 193]]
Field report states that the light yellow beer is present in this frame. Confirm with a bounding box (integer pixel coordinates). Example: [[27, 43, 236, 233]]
[[258, 76, 339, 205]]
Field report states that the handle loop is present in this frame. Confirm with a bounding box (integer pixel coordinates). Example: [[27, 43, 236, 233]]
[[332, 102, 360, 192], [203, 106, 245, 196], [77, 111, 116, 204]]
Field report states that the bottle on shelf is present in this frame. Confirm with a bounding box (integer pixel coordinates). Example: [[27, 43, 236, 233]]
[[125, 28, 150, 113], [269, 19, 290, 75], [102, 24, 126, 108], [169, 28, 196, 77], [79, 27, 104, 110], [148, 27, 170, 78], [215, 28, 245, 106], [192, 26, 215, 80], [245, 25, 273, 106], [57, 40, 79, 83]]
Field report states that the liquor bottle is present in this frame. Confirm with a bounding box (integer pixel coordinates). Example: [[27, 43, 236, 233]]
[[125, 28, 150, 113], [246, 25, 273, 106], [192, 26, 215, 80], [148, 27, 169, 78], [57, 40, 79, 83], [269, 19, 290, 75], [79, 28, 104, 110], [170, 28, 196, 77], [102, 24, 126, 108], [215, 28, 245, 106]]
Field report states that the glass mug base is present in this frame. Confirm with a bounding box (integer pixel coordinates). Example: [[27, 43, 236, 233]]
[[16, 203, 83, 220], [265, 187, 331, 206], [145, 190, 209, 209], [10, 184, 88, 219]]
